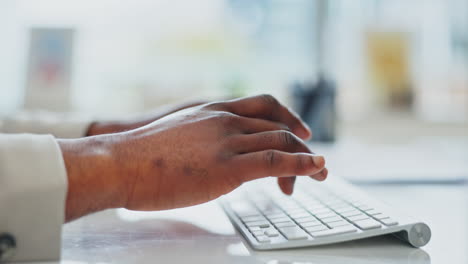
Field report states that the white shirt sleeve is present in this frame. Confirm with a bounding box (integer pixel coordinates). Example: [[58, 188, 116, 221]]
[[0, 111, 92, 138], [0, 134, 68, 262]]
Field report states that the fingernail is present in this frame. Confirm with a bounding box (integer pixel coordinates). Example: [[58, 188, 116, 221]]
[[320, 168, 329, 180], [302, 121, 311, 132], [311, 168, 328, 181], [295, 128, 311, 140], [312, 155, 325, 168]]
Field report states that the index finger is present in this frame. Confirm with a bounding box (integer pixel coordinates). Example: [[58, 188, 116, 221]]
[[222, 94, 312, 140], [231, 150, 325, 182]]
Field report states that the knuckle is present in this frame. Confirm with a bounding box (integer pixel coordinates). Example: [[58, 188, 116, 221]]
[[263, 150, 279, 169], [218, 112, 238, 126], [296, 155, 312, 174], [258, 133, 275, 145], [278, 131, 298, 146], [258, 94, 279, 107], [204, 101, 228, 111], [223, 134, 243, 151]]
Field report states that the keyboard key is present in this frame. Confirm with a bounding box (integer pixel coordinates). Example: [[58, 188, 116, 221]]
[[305, 225, 329, 233], [289, 212, 311, 219], [365, 209, 382, 216], [329, 202, 349, 209], [346, 214, 370, 222], [374, 214, 390, 220], [353, 219, 382, 230], [335, 206, 356, 214], [247, 226, 262, 232], [310, 226, 357, 238], [341, 210, 362, 217], [322, 216, 343, 223], [305, 205, 327, 212], [285, 208, 307, 214], [315, 212, 337, 219], [270, 217, 292, 224], [246, 221, 270, 228], [300, 221, 324, 228], [295, 217, 319, 224], [262, 209, 282, 215], [328, 220, 351, 228], [234, 209, 260, 218], [236, 211, 260, 218], [257, 203, 277, 212], [242, 216, 267, 223], [275, 221, 297, 228], [251, 230, 265, 236], [380, 218, 398, 226], [295, 198, 318, 205], [308, 208, 331, 214], [255, 235, 271, 243], [264, 229, 280, 237], [279, 204, 302, 210], [279, 227, 309, 240], [265, 212, 287, 219], [322, 198, 341, 205], [304, 201, 323, 207]]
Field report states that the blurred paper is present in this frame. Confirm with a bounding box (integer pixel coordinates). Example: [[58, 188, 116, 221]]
[[366, 31, 412, 108], [24, 28, 74, 111]]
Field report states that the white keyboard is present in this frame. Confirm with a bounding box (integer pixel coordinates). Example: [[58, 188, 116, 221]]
[[220, 176, 431, 250]]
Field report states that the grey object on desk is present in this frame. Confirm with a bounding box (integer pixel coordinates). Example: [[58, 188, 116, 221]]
[[0, 233, 16, 261], [292, 76, 336, 142]]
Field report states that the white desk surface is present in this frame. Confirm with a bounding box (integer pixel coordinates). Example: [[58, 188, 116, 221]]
[[35, 181, 467, 264]]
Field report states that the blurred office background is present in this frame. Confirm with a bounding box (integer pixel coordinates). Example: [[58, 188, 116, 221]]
[[1, 0, 467, 181]]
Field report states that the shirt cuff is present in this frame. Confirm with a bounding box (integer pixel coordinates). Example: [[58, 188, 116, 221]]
[[0, 134, 67, 261]]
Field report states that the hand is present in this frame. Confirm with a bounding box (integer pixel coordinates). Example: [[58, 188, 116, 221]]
[[86, 100, 207, 135], [58, 95, 327, 221]]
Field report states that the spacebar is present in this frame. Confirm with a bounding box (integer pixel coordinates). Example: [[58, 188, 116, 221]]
[[310, 226, 357, 238]]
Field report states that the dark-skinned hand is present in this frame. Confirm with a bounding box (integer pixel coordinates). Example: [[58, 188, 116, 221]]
[[58, 95, 327, 221]]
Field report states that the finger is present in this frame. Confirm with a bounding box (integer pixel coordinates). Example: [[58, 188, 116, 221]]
[[310, 167, 328, 181], [228, 130, 324, 193], [277, 167, 328, 196], [278, 167, 328, 196], [231, 151, 325, 182], [228, 130, 311, 154], [278, 177, 296, 195], [227, 130, 312, 196], [236, 116, 291, 135], [222, 94, 312, 140]]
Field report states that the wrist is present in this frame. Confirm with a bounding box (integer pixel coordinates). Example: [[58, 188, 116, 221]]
[[58, 135, 127, 221]]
